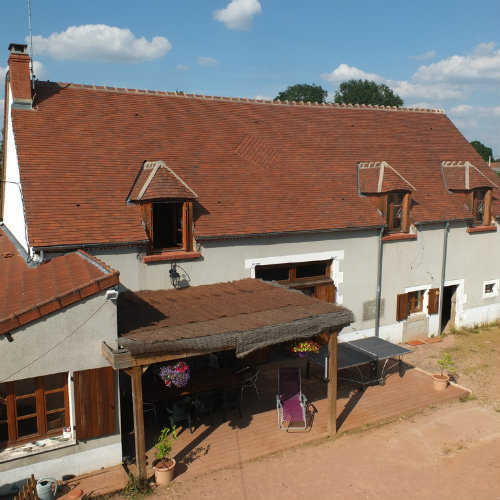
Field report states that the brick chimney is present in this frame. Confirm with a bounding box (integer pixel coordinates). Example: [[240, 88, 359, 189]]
[[8, 43, 32, 108]]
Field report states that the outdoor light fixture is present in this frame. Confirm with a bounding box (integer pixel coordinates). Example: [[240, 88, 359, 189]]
[[169, 263, 181, 288]]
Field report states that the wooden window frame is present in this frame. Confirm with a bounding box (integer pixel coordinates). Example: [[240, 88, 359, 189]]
[[384, 192, 411, 233], [397, 288, 430, 321], [407, 290, 423, 314], [140, 200, 194, 253], [467, 189, 492, 227], [0, 374, 69, 449]]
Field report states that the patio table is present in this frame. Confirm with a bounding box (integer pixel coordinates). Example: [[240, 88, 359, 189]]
[[142, 367, 244, 403]]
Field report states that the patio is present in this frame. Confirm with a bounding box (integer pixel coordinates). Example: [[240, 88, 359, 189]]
[[57, 355, 469, 498]]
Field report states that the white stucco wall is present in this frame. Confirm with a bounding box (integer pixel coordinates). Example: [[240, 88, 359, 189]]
[[2, 87, 29, 253], [0, 291, 117, 382]]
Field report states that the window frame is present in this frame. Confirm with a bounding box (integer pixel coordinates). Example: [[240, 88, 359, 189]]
[[482, 279, 499, 299], [467, 188, 492, 227], [0, 374, 69, 449]]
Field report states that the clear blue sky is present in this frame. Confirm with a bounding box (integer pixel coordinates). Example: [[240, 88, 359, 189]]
[[1, 0, 499, 157]]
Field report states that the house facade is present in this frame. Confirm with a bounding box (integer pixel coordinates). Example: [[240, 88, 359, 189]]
[[1, 43, 499, 488]]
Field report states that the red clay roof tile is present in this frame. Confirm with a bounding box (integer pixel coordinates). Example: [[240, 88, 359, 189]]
[[0, 228, 120, 336], [10, 82, 500, 248]]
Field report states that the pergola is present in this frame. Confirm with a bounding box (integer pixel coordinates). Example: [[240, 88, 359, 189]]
[[102, 278, 353, 479]]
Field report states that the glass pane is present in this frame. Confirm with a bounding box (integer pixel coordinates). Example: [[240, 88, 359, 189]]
[[46, 411, 65, 432], [16, 397, 36, 417], [0, 422, 8, 442], [46, 392, 65, 411], [17, 416, 38, 438], [45, 373, 66, 391], [14, 379, 36, 397], [296, 263, 327, 279], [255, 266, 289, 281]]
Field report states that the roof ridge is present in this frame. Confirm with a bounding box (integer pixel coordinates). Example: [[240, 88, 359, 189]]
[[42, 81, 445, 115]]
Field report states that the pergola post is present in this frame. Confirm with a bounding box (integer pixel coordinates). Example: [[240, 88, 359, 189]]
[[326, 330, 338, 436], [130, 365, 147, 480]]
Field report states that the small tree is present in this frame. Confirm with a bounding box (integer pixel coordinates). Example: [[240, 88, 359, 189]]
[[334, 79, 403, 107], [470, 140, 494, 162], [275, 83, 328, 103], [436, 352, 455, 377], [154, 426, 177, 466]]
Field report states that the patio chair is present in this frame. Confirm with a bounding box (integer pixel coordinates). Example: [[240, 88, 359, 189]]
[[276, 367, 308, 431], [237, 366, 260, 400], [143, 400, 158, 424], [166, 396, 194, 433], [221, 385, 242, 421], [193, 390, 217, 426]]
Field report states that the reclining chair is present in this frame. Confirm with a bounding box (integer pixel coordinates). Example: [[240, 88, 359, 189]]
[[276, 367, 308, 430]]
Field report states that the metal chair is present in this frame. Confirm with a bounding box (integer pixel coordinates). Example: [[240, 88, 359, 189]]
[[221, 385, 242, 421], [276, 367, 308, 431], [237, 366, 260, 400], [193, 391, 216, 426], [166, 396, 194, 433], [143, 401, 158, 424]]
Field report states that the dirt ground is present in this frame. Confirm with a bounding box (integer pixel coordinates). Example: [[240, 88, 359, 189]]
[[115, 323, 500, 500]]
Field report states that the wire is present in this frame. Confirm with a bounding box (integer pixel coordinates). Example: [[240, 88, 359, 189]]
[[1, 299, 109, 383]]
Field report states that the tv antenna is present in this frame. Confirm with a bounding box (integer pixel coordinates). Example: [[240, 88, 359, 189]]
[[27, 0, 35, 86]]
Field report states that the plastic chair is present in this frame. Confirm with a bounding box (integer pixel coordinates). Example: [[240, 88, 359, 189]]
[[276, 367, 308, 431], [193, 391, 216, 426], [221, 385, 242, 421], [166, 396, 194, 433], [237, 366, 260, 400]]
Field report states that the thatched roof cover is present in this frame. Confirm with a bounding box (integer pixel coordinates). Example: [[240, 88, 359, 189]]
[[117, 279, 353, 358]]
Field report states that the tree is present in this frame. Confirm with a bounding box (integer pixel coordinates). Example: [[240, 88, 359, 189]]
[[334, 79, 403, 107], [275, 83, 327, 103], [470, 140, 494, 162]]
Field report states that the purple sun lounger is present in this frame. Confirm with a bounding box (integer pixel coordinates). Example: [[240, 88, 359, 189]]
[[276, 367, 308, 430]]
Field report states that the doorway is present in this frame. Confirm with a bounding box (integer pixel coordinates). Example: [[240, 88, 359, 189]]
[[441, 285, 457, 333]]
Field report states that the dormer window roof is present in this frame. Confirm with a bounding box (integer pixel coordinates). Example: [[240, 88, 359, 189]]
[[128, 160, 198, 202], [358, 161, 416, 194], [442, 161, 497, 191]]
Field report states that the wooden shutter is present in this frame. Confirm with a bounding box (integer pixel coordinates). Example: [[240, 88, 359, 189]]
[[314, 283, 336, 303], [427, 288, 440, 314], [140, 202, 153, 241], [402, 193, 411, 233], [74, 367, 115, 441], [183, 201, 193, 251], [396, 293, 408, 321]]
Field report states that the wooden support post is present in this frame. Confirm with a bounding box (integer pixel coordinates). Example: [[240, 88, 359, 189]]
[[326, 330, 338, 436], [130, 365, 147, 480]]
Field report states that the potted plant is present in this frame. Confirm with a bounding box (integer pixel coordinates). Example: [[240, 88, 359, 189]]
[[153, 426, 178, 485], [291, 340, 320, 357], [159, 361, 190, 388], [432, 352, 455, 391]]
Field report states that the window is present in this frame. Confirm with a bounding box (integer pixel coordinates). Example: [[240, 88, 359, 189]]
[[0, 373, 69, 448], [386, 193, 404, 231], [141, 201, 194, 252], [396, 288, 437, 321], [467, 189, 492, 226], [407, 290, 423, 314], [256, 260, 336, 303], [372, 191, 411, 234], [483, 279, 499, 299]]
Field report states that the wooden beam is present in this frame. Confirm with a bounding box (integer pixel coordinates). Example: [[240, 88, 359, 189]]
[[326, 330, 338, 436], [101, 342, 199, 369], [130, 365, 147, 480]]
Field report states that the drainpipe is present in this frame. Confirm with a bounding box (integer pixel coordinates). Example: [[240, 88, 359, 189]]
[[438, 222, 450, 335], [375, 227, 384, 337]]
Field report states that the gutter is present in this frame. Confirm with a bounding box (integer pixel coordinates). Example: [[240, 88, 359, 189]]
[[437, 222, 450, 335], [375, 227, 384, 337]]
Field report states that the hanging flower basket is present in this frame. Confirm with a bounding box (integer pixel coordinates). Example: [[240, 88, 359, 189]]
[[290, 340, 320, 354], [159, 361, 190, 388]]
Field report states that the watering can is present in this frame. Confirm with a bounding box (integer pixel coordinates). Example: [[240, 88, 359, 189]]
[[36, 478, 58, 500]]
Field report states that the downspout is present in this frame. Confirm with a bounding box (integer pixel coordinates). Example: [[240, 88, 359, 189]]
[[438, 222, 450, 335], [375, 226, 384, 337]]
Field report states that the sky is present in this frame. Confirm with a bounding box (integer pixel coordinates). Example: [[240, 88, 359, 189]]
[[1, 0, 499, 157]]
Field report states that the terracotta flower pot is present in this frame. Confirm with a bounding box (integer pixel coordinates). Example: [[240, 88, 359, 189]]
[[153, 458, 176, 485], [432, 374, 449, 391]]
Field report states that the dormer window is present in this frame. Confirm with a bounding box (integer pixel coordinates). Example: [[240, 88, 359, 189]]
[[358, 162, 416, 235], [468, 189, 492, 226]]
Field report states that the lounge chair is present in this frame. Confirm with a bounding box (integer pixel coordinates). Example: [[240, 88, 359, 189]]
[[276, 367, 308, 430]]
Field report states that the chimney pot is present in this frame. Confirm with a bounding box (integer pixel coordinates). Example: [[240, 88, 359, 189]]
[[8, 43, 28, 54]]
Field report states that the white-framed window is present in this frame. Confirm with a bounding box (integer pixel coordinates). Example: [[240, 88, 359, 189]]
[[482, 279, 499, 299]]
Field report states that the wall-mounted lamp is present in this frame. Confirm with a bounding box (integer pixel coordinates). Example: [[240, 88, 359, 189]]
[[169, 263, 181, 289], [106, 288, 119, 301]]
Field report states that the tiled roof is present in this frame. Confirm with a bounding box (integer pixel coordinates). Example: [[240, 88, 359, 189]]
[[0, 227, 120, 336], [359, 161, 416, 193], [128, 161, 198, 202], [442, 161, 498, 191], [118, 278, 352, 343], [11, 82, 500, 248]]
